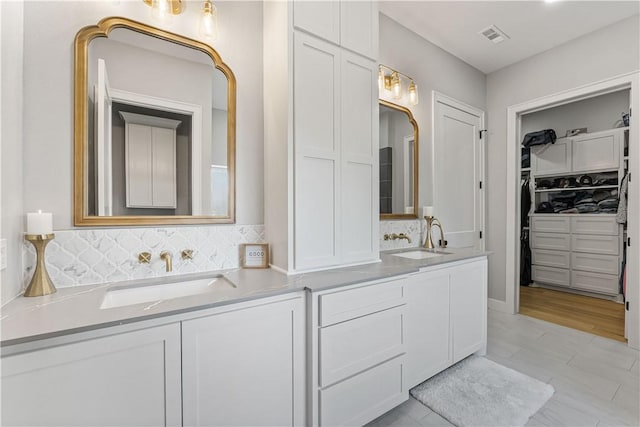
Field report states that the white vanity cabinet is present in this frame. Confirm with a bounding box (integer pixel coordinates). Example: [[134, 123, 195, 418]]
[[309, 277, 408, 427], [404, 258, 488, 389], [264, 0, 378, 273], [182, 295, 305, 427], [1, 323, 182, 427]]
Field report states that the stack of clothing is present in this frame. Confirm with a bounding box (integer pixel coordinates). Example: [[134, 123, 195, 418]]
[[535, 188, 620, 214]]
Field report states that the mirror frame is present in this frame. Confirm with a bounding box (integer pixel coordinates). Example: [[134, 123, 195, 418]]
[[379, 100, 419, 220], [74, 16, 236, 226]]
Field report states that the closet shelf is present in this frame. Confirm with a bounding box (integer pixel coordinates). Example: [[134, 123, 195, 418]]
[[535, 185, 618, 193]]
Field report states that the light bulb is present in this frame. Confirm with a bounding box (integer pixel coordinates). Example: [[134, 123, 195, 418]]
[[408, 81, 419, 106], [200, 0, 219, 40], [391, 72, 402, 100], [378, 68, 385, 92], [151, 0, 172, 23]]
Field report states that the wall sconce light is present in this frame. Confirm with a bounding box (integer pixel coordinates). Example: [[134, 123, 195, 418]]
[[200, 0, 219, 40], [379, 64, 419, 106], [143, 0, 219, 41]]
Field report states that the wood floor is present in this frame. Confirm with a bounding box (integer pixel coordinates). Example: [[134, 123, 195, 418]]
[[366, 310, 639, 427], [519, 286, 626, 342]]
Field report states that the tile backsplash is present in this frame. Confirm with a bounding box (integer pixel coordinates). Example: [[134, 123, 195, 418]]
[[379, 219, 423, 251], [23, 225, 265, 289]]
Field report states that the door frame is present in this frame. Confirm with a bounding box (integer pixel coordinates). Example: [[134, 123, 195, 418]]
[[432, 91, 486, 251], [504, 71, 640, 349]]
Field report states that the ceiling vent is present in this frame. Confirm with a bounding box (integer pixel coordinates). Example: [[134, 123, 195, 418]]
[[479, 25, 510, 44]]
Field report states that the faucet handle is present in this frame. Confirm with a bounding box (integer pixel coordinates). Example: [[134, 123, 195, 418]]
[[138, 252, 152, 264], [181, 249, 194, 260]]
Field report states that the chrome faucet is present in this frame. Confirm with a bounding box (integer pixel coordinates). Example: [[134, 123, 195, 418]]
[[424, 216, 447, 249], [384, 233, 412, 243], [160, 251, 173, 272]]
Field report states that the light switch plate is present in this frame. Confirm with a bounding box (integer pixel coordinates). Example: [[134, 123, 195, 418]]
[[0, 239, 7, 271]]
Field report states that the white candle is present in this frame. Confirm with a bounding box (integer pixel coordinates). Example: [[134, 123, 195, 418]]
[[405, 206, 413, 214], [423, 206, 435, 217], [27, 210, 53, 235]]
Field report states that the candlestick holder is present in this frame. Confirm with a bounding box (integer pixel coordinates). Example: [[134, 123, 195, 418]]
[[24, 233, 57, 297]]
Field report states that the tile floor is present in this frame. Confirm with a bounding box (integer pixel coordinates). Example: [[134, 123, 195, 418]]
[[366, 309, 640, 427]]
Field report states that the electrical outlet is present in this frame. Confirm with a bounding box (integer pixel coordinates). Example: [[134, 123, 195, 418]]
[[0, 239, 7, 271]]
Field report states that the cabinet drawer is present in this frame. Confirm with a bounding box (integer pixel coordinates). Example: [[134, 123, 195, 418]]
[[320, 306, 404, 387], [531, 216, 570, 233], [531, 232, 571, 251], [571, 252, 620, 275], [532, 265, 570, 287], [571, 216, 619, 236], [319, 279, 405, 326], [571, 234, 619, 255], [571, 270, 619, 295], [319, 356, 406, 427], [532, 249, 570, 269]]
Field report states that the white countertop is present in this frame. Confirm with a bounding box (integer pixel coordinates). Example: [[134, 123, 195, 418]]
[[1, 247, 489, 347]]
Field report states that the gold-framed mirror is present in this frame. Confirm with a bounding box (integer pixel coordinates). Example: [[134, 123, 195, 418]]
[[379, 100, 419, 219], [74, 17, 236, 226]]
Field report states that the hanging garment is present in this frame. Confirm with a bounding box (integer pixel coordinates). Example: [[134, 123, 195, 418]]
[[617, 172, 629, 224], [521, 178, 531, 227], [520, 230, 532, 286]]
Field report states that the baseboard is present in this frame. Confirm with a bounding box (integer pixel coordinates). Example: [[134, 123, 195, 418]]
[[488, 297, 510, 313]]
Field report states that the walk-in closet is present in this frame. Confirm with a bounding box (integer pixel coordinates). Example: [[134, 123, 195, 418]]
[[518, 90, 631, 342]]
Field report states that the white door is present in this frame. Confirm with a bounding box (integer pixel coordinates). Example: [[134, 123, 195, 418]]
[[95, 58, 113, 216], [434, 94, 484, 249]]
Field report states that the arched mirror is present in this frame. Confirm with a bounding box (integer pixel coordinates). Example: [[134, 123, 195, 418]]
[[74, 17, 235, 226], [379, 100, 419, 219]]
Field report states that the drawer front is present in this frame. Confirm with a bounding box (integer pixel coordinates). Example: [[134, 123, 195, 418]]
[[571, 270, 619, 295], [571, 252, 620, 275], [532, 249, 570, 269], [319, 279, 405, 326], [531, 232, 571, 251], [532, 265, 570, 287], [571, 216, 619, 236], [531, 216, 570, 234], [320, 306, 405, 387], [319, 356, 405, 427], [571, 234, 619, 255]]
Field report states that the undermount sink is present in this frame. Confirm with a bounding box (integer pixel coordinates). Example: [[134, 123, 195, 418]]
[[100, 275, 236, 309], [391, 249, 452, 260]]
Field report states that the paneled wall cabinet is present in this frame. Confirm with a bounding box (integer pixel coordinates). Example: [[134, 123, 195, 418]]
[[264, 0, 379, 272], [1, 294, 305, 427]]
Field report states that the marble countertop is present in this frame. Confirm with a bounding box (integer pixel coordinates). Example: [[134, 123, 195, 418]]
[[1, 247, 488, 347]]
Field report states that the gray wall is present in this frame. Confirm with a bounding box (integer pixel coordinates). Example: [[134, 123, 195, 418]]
[[521, 90, 630, 138], [379, 14, 486, 213], [22, 0, 264, 230], [486, 15, 640, 302], [1, 1, 25, 305]]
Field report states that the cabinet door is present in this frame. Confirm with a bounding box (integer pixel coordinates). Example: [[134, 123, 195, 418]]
[[293, 0, 340, 44], [126, 123, 154, 207], [340, 51, 378, 264], [1, 324, 181, 427], [531, 138, 571, 175], [151, 127, 177, 208], [294, 32, 341, 269], [572, 131, 620, 172], [340, 0, 378, 59], [404, 270, 451, 388], [450, 259, 487, 363], [182, 297, 305, 427]]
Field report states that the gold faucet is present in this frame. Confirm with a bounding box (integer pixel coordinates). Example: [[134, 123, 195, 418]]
[[424, 216, 447, 249], [160, 251, 173, 272], [384, 233, 412, 243]]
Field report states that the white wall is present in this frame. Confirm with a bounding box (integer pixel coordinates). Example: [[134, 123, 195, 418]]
[[379, 14, 486, 219], [22, 0, 264, 229], [1, 1, 25, 305], [486, 15, 640, 302], [521, 90, 630, 137]]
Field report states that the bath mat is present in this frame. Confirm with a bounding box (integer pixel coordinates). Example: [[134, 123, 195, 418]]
[[410, 356, 554, 427]]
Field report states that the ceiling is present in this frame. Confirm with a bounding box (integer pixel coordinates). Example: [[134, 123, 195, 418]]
[[379, 1, 640, 74]]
